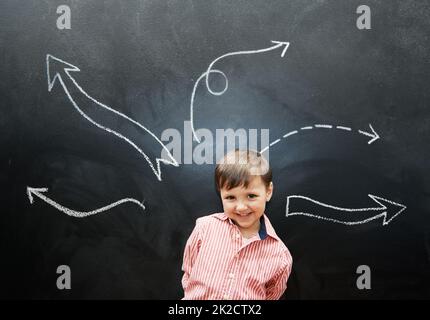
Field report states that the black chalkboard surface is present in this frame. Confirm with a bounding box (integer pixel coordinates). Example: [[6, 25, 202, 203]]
[[1, 0, 430, 299]]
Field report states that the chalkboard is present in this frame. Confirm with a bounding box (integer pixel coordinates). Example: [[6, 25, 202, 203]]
[[1, 0, 430, 299]]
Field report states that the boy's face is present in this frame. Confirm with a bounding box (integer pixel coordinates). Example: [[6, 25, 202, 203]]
[[220, 176, 273, 236]]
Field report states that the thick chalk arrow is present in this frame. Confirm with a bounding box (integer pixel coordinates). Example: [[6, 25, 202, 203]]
[[260, 123, 380, 154], [286, 194, 406, 226], [27, 187, 145, 218], [46, 54, 178, 181], [190, 40, 290, 142]]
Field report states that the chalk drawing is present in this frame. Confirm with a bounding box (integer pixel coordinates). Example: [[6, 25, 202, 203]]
[[27, 187, 145, 218], [190, 40, 290, 143], [46, 54, 178, 181], [286, 194, 406, 226], [260, 123, 380, 154]]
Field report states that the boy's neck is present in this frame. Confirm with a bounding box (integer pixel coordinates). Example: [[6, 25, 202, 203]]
[[238, 221, 260, 239]]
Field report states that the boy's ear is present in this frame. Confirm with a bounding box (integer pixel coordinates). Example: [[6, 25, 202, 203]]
[[266, 182, 273, 202]]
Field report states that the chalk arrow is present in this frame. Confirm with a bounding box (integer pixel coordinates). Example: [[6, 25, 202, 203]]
[[358, 124, 380, 144], [46, 54, 178, 181], [190, 40, 290, 142], [286, 194, 406, 226], [47, 55, 80, 92], [27, 186, 145, 218], [260, 123, 381, 154]]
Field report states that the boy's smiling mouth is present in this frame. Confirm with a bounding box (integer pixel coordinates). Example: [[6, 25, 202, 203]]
[[236, 211, 252, 217]]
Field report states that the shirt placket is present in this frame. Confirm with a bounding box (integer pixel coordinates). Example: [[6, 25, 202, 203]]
[[222, 225, 242, 300]]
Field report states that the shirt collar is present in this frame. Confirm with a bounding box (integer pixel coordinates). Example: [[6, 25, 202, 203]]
[[213, 213, 279, 241]]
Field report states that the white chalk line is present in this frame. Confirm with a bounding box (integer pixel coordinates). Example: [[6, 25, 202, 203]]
[[190, 40, 290, 143], [358, 124, 379, 144], [285, 194, 406, 226], [336, 126, 352, 131], [301, 126, 313, 130], [314, 124, 333, 129], [27, 187, 145, 218], [269, 138, 281, 147], [260, 123, 379, 153], [204, 41, 290, 96], [190, 70, 227, 142], [47, 54, 179, 181], [284, 211, 385, 226], [283, 130, 298, 138]]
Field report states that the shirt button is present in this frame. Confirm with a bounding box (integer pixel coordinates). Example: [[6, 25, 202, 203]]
[[235, 233, 241, 239], [223, 294, 230, 300], [228, 273, 235, 279]]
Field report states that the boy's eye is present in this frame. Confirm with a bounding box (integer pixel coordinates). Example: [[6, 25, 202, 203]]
[[225, 196, 235, 200], [248, 194, 258, 199]]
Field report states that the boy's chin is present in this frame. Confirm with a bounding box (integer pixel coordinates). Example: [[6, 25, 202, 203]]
[[233, 216, 259, 228], [230, 216, 252, 226]]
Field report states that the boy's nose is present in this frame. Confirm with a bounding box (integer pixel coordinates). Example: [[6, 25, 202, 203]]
[[236, 202, 248, 211]]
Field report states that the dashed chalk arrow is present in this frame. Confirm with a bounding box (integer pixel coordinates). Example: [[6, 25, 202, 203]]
[[260, 123, 380, 154], [358, 124, 380, 144]]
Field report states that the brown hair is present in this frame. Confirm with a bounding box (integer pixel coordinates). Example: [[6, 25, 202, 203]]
[[215, 149, 272, 192]]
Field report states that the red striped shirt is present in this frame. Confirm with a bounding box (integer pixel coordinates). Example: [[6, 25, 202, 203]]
[[182, 213, 293, 300]]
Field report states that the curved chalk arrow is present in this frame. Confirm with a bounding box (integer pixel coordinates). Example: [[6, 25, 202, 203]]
[[27, 187, 145, 218], [260, 123, 380, 153], [190, 40, 290, 142], [46, 54, 179, 181], [286, 194, 406, 226]]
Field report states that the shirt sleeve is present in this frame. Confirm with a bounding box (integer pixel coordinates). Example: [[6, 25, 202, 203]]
[[265, 249, 293, 300], [181, 220, 203, 291]]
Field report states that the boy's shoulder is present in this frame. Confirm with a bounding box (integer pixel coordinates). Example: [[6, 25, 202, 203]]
[[263, 215, 293, 254], [196, 212, 226, 225], [193, 213, 227, 235]]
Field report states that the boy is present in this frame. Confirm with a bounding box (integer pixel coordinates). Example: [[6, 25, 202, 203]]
[[181, 149, 292, 300]]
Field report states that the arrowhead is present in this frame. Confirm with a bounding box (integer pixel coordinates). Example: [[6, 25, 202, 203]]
[[153, 156, 180, 181], [368, 194, 407, 225], [359, 124, 380, 144], [27, 187, 48, 204], [46, 54, 80, 92], [270, 40, 290, 57]]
